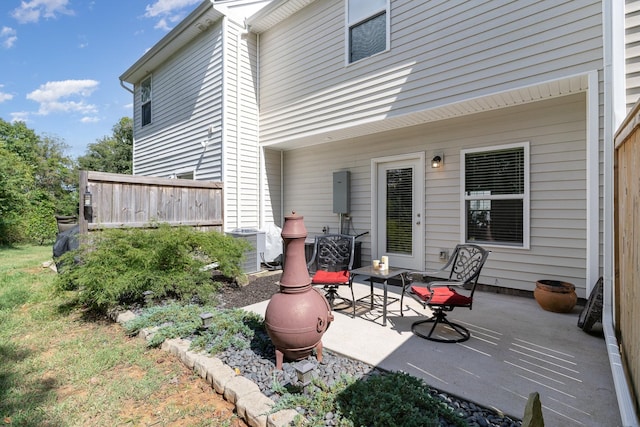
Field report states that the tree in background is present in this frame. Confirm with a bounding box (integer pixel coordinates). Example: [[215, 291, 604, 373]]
[[78, 117, 132, 174], [1, 116, 133, 245], [0, 145, 33, 243], [0, 119, 77, 245]]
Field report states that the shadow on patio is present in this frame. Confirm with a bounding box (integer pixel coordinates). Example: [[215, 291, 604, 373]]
[[251, 279, 621, 427]]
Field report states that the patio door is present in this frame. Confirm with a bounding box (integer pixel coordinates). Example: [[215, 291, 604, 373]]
[[373, 153, 424, 270]]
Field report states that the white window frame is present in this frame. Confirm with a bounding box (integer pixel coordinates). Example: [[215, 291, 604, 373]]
[[171, 168, 196, 180], [460, 141, 530, 249], [345, 0, 390, 65], [140, 76, 152, 127]]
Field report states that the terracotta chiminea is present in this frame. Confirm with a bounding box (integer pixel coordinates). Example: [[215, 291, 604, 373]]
[[264, 212, 333, 369]]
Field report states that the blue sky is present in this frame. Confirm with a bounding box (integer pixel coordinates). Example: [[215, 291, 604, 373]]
[[0, 0, 202, 158]]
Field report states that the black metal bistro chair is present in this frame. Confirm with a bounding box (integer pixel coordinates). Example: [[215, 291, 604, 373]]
[[307, 234, 356, 317], [404, 244, 489, 342]]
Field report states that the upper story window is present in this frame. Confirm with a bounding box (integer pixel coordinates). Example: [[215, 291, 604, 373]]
[[461, 142, 530, 248], [140, 77, 152, 127], [347, 0, 389, 63]]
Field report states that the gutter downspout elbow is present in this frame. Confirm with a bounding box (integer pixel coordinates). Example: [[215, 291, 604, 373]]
[[120, 79, 134, 94]]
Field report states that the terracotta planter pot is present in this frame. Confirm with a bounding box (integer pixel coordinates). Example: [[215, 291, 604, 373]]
[[534, 280, 577, 313]]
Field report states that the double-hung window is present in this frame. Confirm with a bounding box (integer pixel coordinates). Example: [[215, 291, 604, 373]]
[[461, 142, 529, 248], [140, 76, 152, 127], [347, 0, 389, 63]]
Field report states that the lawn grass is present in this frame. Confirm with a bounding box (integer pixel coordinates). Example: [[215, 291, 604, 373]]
[[0, 244, 241, 427]]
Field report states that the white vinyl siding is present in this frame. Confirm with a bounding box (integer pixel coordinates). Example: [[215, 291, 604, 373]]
[[262, 148, 283, 227], [626, 0, 640, 108], [131, 17, 262, 231], [282, 94, 588, 296], [223, 21, 260, 230], [258, 0, 601, 146], [133, 20, 225, 180]]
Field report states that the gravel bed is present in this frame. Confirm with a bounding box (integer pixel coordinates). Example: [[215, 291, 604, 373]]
[[213, 326, 521, 427], [194, 271, 521, 426]]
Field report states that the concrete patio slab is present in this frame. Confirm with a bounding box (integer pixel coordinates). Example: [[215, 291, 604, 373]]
[[244, 279, 621, 427]]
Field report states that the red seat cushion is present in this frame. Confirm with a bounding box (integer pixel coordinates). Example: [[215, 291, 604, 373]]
[[312, 270, 350, 285], [410, 285, 471, 306]]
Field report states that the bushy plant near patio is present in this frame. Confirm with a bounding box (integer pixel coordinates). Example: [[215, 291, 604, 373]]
[[124, 302, 263, 352], [53, 224, 250, 312], [125, 302, 468, 427], [271, 372, 467, 427]]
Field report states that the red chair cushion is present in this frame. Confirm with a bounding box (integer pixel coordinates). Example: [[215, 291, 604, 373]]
[[312, 270, 350, 285], [410, 285, 471, 306]]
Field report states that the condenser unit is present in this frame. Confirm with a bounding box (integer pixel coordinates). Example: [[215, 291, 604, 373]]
[[228, 228, 266, 274]]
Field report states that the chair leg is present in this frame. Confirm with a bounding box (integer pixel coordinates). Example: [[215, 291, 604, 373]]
[[350, 285, 356, 318], [411, 311, 470, 343], [323, 286, 353, 312]]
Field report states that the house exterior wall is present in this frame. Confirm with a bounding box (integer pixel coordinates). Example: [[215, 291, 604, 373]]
[[262, 147, 283, 227], [223, 19, 261, 230], [258, 0, 602, 146], [626, 0, 640, 109], [128, 12, 264, 231], [283, 94, 590, 296], [132, 19, 225, 180]]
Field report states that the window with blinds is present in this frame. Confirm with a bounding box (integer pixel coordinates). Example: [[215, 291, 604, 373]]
[[141, 77, 152, 127], [386, 167, 412, 254], [347, 0, 388, 63], [462, 143, 529, 247]]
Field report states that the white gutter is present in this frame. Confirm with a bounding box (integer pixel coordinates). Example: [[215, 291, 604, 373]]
[[603, 1, 640, 425], [119, 79, 134, 95]]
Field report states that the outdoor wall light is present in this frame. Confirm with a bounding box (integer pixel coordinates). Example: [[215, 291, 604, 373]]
[[83, 186, 93, 219], [295, 361, 314, 389], [431, 154, 444, 168], [200, 312, 213, 329]]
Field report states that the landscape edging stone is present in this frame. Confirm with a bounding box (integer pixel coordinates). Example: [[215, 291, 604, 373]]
[[114, 310, 297, 427]]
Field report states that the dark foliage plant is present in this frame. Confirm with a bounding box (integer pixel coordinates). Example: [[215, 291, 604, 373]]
[[336, 372, 467, 427], [54, 224, 250, 312]]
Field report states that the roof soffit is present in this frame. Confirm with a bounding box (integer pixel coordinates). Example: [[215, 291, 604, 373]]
[[247, 0, 316, 33], [262, 74, 591, 150], [120, 1, 224, 84]]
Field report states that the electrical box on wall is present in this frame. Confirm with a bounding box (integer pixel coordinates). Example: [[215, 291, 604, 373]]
[[333, 171, 350, 214]]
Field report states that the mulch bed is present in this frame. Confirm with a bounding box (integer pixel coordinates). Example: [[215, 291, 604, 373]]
[[214, 270, 282, 309]]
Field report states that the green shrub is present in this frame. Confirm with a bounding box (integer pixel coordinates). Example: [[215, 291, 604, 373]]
[[25, 201, 58, 245], [123, 302, 264, 352], [336, 372, 467, 427], [54, 224, 250, 312], [272, 372, 467, 427]]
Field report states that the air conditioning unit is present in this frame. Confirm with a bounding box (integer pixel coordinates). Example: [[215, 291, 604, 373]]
[[228, 228, 266, 274]]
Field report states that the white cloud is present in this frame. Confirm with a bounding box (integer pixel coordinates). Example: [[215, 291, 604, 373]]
[[80, 116, 100, 123], [1, 27, 17, 48], [0, 85, 13, 103], [12, 0, 74, 24], [26, 79, 99, 115], [154, 18, 171, 31], [144, 0, 200, 18], [10, 111, 29, 123], [144, 0, 200, 31]]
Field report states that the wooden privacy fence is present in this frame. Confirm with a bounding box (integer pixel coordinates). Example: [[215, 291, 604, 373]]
[[614, 100, 640, 413], [78, 171, 223, 234]]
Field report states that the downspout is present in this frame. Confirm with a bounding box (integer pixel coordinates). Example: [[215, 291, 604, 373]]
[[236, 25, 250, 229], [603, 2, 640, 425], [236, 26, 242, 229], [221, 17, 228, 231], [119, 79, 135, 173], [256, 31, 264, 230], [280, 149, 284, 227], [120, 79, 134, 94]]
